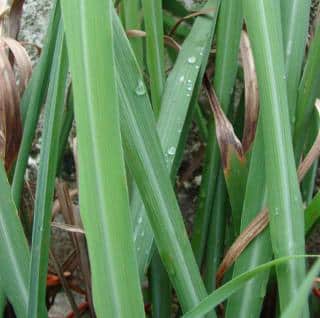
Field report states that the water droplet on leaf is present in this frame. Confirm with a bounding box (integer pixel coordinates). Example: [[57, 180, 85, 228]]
[[168, 146, 176, 155], [135, 80, 146, 96], [187, 56, 196, 64]]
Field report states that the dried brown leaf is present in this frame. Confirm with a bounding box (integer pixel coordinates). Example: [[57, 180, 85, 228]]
[[51, 222, 85, 235], [216, 208, 269, 286], [8, 0, 25, 39], [240, 30, 259, 152], [0, 43, 21, 170], [203, 75, 244, 170], [2, 37, 32, 93], [0, 36, 31, 170]]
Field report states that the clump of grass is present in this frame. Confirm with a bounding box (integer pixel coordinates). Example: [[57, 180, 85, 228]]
[[0, 0, 320, 317]]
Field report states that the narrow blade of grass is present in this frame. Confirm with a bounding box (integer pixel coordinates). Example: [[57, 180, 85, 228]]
[[141, 1, 169, 311], [222, 150, 249, 235], [243, 0, 307, 313], [0, 161, 32, 318], [191, 122, 220, 265], [61, 1, 146, 317], [158, 0, 220, 177], [203, 169, 227, 292], [226, 121, 272, 318], [305, 190, 320, 235], [122, 0, 143, 66], [214, 0, 243, 110], [280, 0, 311, 124], [193, 104, 208, 141], [281, 259, 320, 318], [150, 252, 171, 318], [294, 22, 320, 162], [183, 255, 318, 318], [27, 22, 68, 317], [141, 0, 165, 116]]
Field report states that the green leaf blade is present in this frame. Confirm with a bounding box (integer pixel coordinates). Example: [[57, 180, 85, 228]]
[[61, 1, 145, 317], [0, 162, 31, 318], [27, 22, 68, 318]]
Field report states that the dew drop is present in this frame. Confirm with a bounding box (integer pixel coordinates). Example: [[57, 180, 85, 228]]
[[141, 231, 145, 237], [168, 146, 176, 156], [187, 56, 196, 64], [179, 75, 185, 83], [135, 80, 146, 96], [186, 79, 193, 92], [195, 65, 200, 69], [138, 216, 143, 224]]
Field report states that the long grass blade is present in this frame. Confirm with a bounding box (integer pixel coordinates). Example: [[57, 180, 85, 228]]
[[183, 255, 318, 318], [281, 259, 320, 318], [305, 191, 320, 235], [280, 0, 311, 124], [294, 22, 320, 162], [141, 0, 165, 116], [27, 22, 68, 317], [191, 122, 220, 266], [203, 169, 227, 292], [122, 0, 143, 66], [141, 1, 169, 311], [243, 0, 307, 313], [61, 1, 146, 317], [12, 0, 61, 208], [150, 252, 171, 318], [0, 161, 32, 318], [226, 121, 272, 318]]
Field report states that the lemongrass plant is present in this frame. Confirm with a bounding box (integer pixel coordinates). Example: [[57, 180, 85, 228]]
[[0, 0, 320, 317]]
